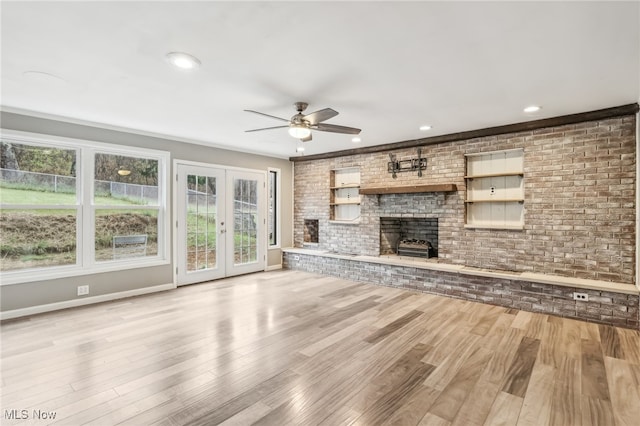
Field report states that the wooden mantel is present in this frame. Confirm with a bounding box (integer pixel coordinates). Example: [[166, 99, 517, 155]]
[[359, 183, 457, 195]]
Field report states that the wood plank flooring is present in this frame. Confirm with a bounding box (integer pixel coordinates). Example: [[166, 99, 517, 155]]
[[1, 270, 639, 425]]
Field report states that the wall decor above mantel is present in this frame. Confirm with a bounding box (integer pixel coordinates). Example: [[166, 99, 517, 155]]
[[388, 148, 426, 178]]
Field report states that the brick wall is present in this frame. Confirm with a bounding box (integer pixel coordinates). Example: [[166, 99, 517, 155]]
[[293, 115, 636, 285]]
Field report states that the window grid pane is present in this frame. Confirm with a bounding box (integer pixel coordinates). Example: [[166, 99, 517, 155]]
[[94, 209, 159, 262], [0, 209, 77, 271], [186, 175, 217, 271], [1, 141, 77, 205], [268, 170, 277, 246], [234, 178, 258, 265], [94, 153, 159, 206]]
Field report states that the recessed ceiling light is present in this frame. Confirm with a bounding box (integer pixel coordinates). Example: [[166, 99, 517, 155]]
[[352, 137, 361, 143], [523, 105, 541, 113], [296, 146, 305, 152], [419, 125, 432, 131], [166, 52, 201, 70]]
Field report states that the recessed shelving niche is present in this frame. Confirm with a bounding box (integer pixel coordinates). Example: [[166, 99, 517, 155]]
[[330, 167, 360, 223], [465, 149, 524, 229]]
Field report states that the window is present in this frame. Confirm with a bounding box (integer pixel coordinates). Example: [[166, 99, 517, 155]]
[[0, 130, 169, 284], [93, 153, 160, 262], [0, 141, 79, 271], [268, 168, 280, 247]]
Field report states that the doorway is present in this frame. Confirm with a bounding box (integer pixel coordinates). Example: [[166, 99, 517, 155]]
[[175, 162, 265, 285]]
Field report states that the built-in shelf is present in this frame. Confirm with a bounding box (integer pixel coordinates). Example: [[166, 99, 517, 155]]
[[330, 168, 361, 222], [465, 199, 524, 203], [330, 201, 361, 206], [329, 185, 360, 189], [359, 183, 457, 195], [464, 172, 524, 179], [465, 149, 524, 228]]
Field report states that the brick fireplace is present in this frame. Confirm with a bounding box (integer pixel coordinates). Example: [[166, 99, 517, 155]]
[[288, 110, 639, 329]]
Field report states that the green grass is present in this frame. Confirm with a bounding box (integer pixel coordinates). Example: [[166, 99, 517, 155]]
[[0, 187, 77, 204], [0, 187, 145, 206]]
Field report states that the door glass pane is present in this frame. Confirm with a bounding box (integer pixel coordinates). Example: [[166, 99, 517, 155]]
[[233, 178, 258, 265], [186, 174, 217, 271], [268, 170, 277, 246]]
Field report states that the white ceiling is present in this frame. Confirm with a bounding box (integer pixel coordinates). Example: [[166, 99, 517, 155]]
[[2, 1, 639, 159]]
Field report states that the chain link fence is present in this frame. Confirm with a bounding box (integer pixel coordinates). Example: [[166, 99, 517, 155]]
[[1, 168, 158, 204]]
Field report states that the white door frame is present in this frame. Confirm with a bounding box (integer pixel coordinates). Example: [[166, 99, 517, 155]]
[[225, 168, 266, 277], [175, 163, 226, 285], [173, 159, 268, 286]]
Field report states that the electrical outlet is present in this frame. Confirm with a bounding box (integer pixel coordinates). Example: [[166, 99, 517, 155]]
[[293, 255, 300, 261], [573, 292, 588, 301], [77, 285, 89, 296]]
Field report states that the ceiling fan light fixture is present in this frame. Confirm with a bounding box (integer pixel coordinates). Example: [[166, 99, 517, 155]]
[[245, 102, 360, 142], [288, 125, 311, 139]]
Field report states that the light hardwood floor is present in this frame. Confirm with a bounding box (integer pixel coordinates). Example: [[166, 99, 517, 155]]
[[1, 270, 639, 426]]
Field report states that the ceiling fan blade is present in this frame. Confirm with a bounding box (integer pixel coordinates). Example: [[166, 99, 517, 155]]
[[314, 123, 361, 135], [245, 125, 289, 132], [303, 108, 338, 125], [244, 110, 290, 122], [301, 133, 312, 142]]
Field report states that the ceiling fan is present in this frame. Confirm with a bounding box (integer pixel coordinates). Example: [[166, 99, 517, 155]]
[[245, 102, 361, 142]]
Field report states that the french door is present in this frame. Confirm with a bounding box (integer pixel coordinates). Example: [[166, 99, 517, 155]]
[[176, 163, 265, 285]]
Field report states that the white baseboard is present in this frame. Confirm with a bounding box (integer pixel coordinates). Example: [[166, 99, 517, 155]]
[[0, 283, 176, 320], [266, 264, 283, 271]]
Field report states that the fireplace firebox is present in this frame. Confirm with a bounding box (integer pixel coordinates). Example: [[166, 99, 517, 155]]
[[380, 217, 438, 258]]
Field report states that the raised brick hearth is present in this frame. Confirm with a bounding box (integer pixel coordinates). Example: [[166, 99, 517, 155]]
[[283, 250, 639, 329]]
